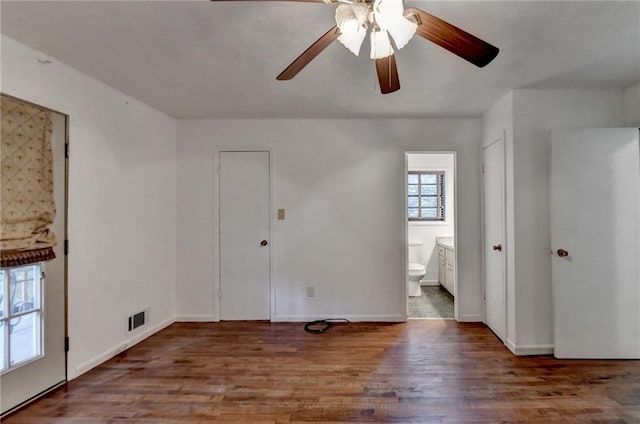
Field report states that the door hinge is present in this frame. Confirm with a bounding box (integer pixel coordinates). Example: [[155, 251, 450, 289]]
[[481, 163, 485, 174], [64, 239, 69, 256], [64, 336, 70, 352], [65, 143, 70, 158]]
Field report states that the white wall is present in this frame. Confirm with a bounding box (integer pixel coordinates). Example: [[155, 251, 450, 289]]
[[177, 119, 485, 322], [482, 88, 625, 354], [407, 153, 455, 284], [623, 82, 640, 127], [1, 35, 177, 379]]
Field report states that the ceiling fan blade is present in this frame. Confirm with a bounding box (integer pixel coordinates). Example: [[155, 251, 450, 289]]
[[277, 25, 339, 80], [375, 54, 400, 94], [405, 8, 499, 68]]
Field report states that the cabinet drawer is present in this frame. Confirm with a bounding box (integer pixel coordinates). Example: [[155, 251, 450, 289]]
[[445, 248, 455, 265], [445, 265, 455, 295]]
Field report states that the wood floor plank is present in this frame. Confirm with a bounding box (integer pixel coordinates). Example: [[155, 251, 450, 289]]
[[4, 321, 639, 423]]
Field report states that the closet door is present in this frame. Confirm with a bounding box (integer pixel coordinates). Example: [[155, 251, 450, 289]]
[[219, 151, 271, 320], [551, 128, 640, 358], [483, 137, 507, 341]]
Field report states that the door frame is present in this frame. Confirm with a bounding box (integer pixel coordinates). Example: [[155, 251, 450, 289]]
[[0, 93, 69, 417], [214, 148, 273, 321], [403, 150, 458, 321], [481, 133, 508, 342]]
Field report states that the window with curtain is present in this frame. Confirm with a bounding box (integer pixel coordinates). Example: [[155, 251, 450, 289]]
[[1, 95, 57, 267]]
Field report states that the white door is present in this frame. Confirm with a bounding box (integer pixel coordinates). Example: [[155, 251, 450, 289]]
[[1, 108, 67, 415], [219, 151, 271, 320], [483, 138, 506, 341], [551, 128, 640, 359]]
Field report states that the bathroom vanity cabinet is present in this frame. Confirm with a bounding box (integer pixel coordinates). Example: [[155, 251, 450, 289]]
[[437, 239, 455, 296]]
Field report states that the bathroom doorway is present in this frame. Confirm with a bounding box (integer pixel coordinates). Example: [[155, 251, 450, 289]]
[[405, 152, 456, 319]]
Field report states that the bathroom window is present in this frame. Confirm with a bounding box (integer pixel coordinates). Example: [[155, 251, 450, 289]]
[[0, 264, 44, 374], [408, 171, 445, 221]]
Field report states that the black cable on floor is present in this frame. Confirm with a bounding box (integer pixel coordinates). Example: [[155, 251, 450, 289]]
[[304, 318, 350, 334]]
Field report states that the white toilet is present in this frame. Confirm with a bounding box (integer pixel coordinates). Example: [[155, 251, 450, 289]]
[[408, 240, 426, 297]]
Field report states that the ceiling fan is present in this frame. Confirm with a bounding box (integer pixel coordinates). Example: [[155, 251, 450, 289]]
[[211, 0, 499, 94]]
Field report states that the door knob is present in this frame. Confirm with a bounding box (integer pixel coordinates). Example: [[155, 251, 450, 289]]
[[260, 240, 268, 247], [557, 248, 569, 257], [492, 244, 502, 252]]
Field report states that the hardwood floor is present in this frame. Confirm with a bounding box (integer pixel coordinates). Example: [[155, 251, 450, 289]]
[[5, 321, 639, 423]]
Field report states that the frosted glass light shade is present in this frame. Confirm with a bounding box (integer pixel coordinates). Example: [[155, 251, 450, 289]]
[[370, 29, 394, 59], [373, 0, 417, 50], [378, 15, 416, 49], [335, 3, 369, 56]]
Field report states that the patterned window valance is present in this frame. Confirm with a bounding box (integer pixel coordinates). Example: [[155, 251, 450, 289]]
[[1, 96, 57, 267]]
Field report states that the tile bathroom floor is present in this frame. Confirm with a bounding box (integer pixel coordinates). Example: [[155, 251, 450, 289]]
[[408, 285, 454, 318]]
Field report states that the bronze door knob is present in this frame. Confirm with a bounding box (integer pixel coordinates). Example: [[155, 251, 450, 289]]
[[260, 240, 268, 247], [557, 248, 569, 257], [492, 244, 502, 252]]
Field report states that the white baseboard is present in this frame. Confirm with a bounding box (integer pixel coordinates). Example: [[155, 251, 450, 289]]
[[71, 316, 175, 379], [420, 280, 440, 287], [506, 338, 554, 356], [273, 314, 405, 323], [174, 314, 218, 322], [458, 313, 483, 322]]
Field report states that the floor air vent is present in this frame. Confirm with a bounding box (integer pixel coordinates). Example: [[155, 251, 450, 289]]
[[128, 310, 147, 332]]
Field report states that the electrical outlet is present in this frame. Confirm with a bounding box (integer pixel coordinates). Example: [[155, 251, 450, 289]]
[[306, 286, 315, 297]]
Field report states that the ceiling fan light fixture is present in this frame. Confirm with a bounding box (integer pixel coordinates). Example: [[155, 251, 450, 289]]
[[377, 14, 416, 49], [370, 29, 393, 60], [373, 0, 416, 50], [335, 3, 369, 56]]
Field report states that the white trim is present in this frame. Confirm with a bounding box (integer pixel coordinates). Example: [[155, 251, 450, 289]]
[[71, 316, 174, 379], [174, 314, 218, 322], [402, 152, 409, 317], [458, 313, 483, 322], [408, 221, 449, 227], [506, 339, 554, 356], [273, 315, 405, 323], [420, 280, 440, 287]]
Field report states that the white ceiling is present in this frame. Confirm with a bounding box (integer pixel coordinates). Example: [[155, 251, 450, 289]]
[[1, 1, 638, 119]]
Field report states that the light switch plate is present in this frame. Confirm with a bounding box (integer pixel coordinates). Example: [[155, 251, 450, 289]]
[[277, 209, 285, 220]]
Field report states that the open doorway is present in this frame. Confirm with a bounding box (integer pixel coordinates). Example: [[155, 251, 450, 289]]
[[405, 152, 456, 319]]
